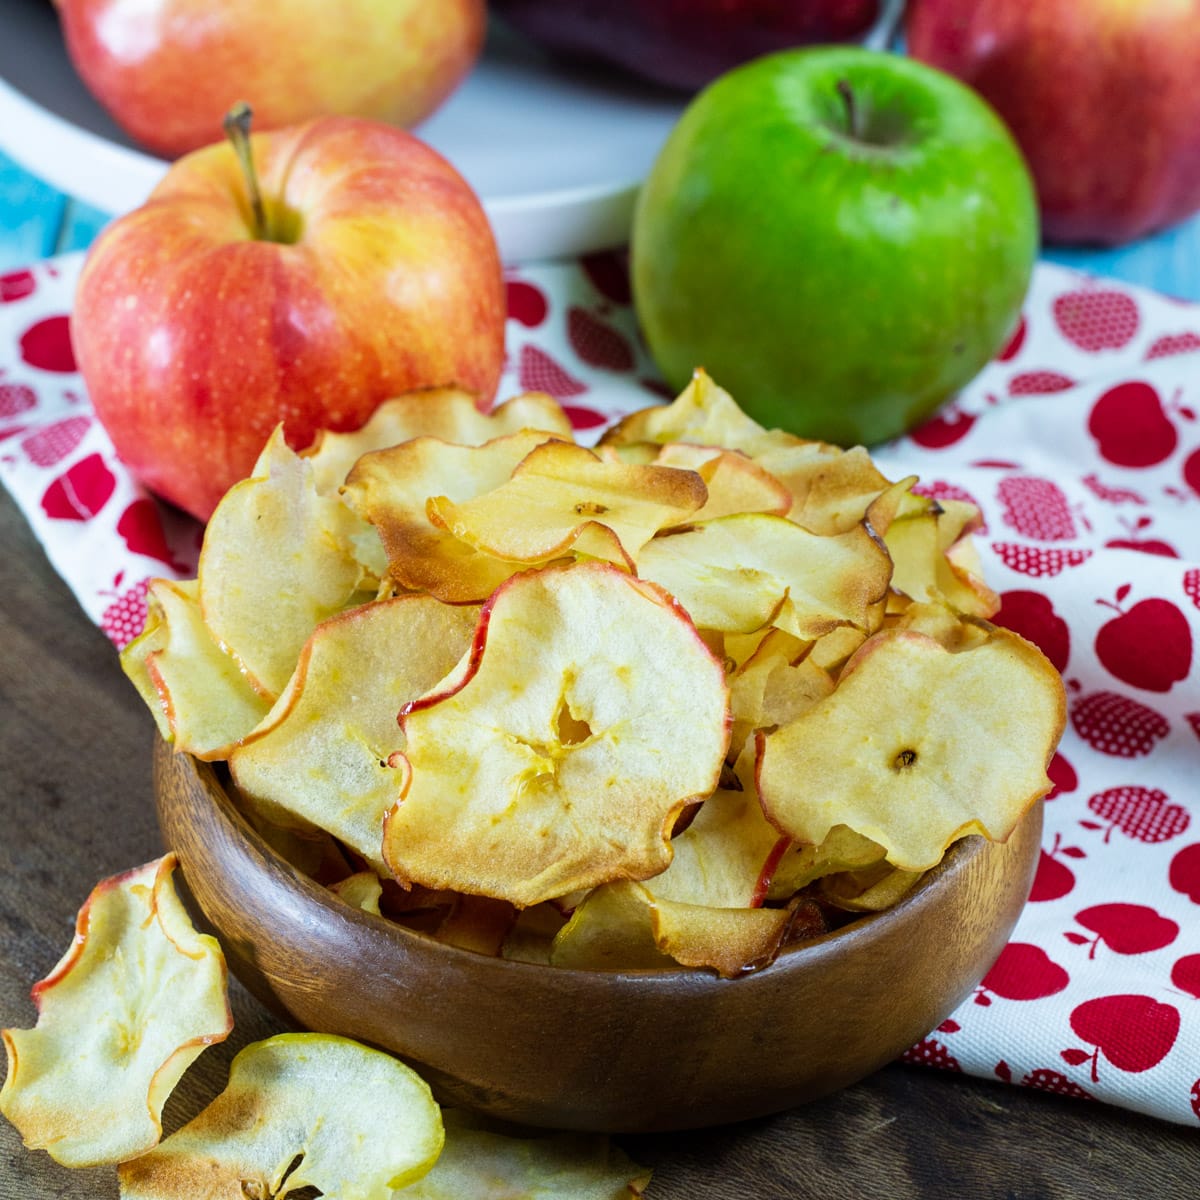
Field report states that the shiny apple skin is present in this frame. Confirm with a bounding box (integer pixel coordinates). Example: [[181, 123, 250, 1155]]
[[72, 117, 506, 522], [493, 0, 880, 91], [57, 0, 486, 158], [632, 48, 1037, 448], [907, 0, 1200, 246]]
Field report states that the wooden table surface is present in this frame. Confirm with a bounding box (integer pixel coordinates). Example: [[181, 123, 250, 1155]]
[[4, 110, 1200, 1199]]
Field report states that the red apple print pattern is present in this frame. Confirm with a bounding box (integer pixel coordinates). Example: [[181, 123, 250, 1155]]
[[517, 345, 587, 398], [994, 589, 1070, 672], [21, 415, 91, 467], [1081, 473, 1145, 505], [1085, 787, 1189, 844], [1053, 288, 1140, 351], [908, 406, 975, 449], [1067, 904, 1179, 958], [992, 544, 1092, 577], [997, 477, 1077, 540], [567, 307, 635, 371], [1065, 995, 1179, 1081], [1094, 588, 1192, 693], [116, 498, 191, 572], [505, 279, 548, 328], [40, 453, 116, 522], [1192, 1081, 1200, 1123], [1028, 833, 1085, 903], [1171, 954, 1200, 1000], [0, 269, 36, 304], [976, 942, 1069, 1004], [18, 315, 76, 372], [1185, 569, 1200, 610], [1170, 844, 1200, 904], [99, 574, 150, 650], [901, 1039, 961, 1072], [1008, 370, 1076, 396], [996, 314, 1027, 361], [1104, 515, 1179, 558], [1069, 691, 1170, 757], [1087, 382, 1178, 467], [1184, 447, 1200, 499], [561, 405, 608, 432], [1019, 1069, 1094, 1100], [0, 382, 36, 419], [1145, 331, 1200, 360], [580, 251, 632, 305], [1046, 752, 1078, 800]]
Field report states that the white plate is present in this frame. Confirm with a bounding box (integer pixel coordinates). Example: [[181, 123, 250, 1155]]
[[0, 0, 689, 264]]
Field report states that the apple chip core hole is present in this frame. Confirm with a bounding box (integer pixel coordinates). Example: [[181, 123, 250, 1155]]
[[892, 748, 918, 771], [555, 697, 593, 746]]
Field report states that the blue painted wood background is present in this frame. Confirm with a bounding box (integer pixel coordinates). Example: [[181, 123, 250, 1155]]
[[2, 143, 1199, 299]]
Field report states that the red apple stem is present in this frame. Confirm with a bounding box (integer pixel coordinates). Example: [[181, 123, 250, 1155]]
[[223, 102, 269, 242], [835, 78, 863, 141]]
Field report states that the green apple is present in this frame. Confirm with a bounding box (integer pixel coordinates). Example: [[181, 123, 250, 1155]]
[[631, 47, 1038, 447]]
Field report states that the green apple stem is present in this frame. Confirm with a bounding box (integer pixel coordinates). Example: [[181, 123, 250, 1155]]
[[223, 102, 270, 242], [835, 79, 862, 141]]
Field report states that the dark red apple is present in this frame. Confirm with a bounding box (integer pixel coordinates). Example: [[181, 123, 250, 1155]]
[[1094, 592, 1193, 694], [1087, 382, 1177, 468], [492, 0, 882, 91], [907, 0, 1200, 244]]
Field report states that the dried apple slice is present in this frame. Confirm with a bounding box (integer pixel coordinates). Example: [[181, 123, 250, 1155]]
[[121, 578, 271, 760], [342, 429, 561, 603], [426, 441, 707, 567], [384, 563, 730, 907], [117, 1033, 443, 1200], [199, 426, 381, 699], [306, 387, 573, 493], [396, 1109, 652, 1199], [330, 871, 384, 917], [756, 627, 1066, 870], [230, 595, 477, 871], [754, 442, 895, 536], [651, 899, 795, 978], [1, 855, 231, 1168], [765, 824, 887, 901], [653, 443, 792, 521], [636, 513, 892, 641], [819, 862, 924, 912], [549, 882, 673, 970], [599, 369, 801, 456]]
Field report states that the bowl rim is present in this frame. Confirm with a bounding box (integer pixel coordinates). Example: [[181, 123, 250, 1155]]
[[157, 739, 1033, 990]]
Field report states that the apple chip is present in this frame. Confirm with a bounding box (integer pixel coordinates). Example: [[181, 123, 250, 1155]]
[[653, 443, 792, 521], [636, 513, 892, 640], [396, 1108, 651, 1199], [330, 871, 384, 916], [200, 426, 381, 699], [651, 899, 795, 977], [117, 1033, 443, 1200], [819, 862, 924, 912], [343, 430, 562, 602], [427, 441, 707, 568], [550, 882, 674, 971], [384, 563, 730, 907], [599, 368, 799, 456], [121, 578, 271, 760], [229, 595, 477, 870], [765, 824, 887, 901], [756, 627, 1066, 870], [1, 855, 231, 1167], [305, 386, 573, 493]]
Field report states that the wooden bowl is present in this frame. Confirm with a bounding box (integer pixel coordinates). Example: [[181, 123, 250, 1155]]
[[153, 739, 1042, 1133]]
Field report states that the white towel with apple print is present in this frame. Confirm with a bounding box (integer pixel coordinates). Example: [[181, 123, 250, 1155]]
[[1, 250, 1197, 1127]]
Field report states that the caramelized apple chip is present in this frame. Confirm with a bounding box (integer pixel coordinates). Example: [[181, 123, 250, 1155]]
[[200, 426, 381, 699], [117, 1033, 443, 1199], [427, 440, 707, 568], [395, 1109, 651, 1199], [1, 856, 231, 1167], [757, 627, 1067, 870], [305, 386, 573, 494], [229, 594, 477, 870], [384, 562, 729, 907]]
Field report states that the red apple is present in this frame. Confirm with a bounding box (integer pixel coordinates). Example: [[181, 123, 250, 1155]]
[[55, 0, 486, 159], [492, 0, 882, 92], [1094, 591, 1193, 694], [907, 0, 1200, 245], [73, 113, 506, 521]]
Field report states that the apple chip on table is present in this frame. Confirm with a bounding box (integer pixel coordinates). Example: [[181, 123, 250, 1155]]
[[120, 371, 1065, 978]]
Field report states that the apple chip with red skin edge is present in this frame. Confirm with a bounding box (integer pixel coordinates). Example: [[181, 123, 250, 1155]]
[[120, 578, 271, 761], [199, 426, 382, 700], [395, 1108, 651, 1199], [635, 513, 892, 641], [426, 441, 707, 568], [756, 627, 1066, 871], [342, 429, 564, 603], [229, 594, 477, 872], [598, 368, 803, 457], [766, 824, 887, 902], [384, 562, 730, 908], [117, 1033, 443, 1200], [0, 855, 231, 1168], [550, 882, 674, 971], [819, 861, 924, 913], [305, 386, 574, 494], [652, 442, 792, 522]]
